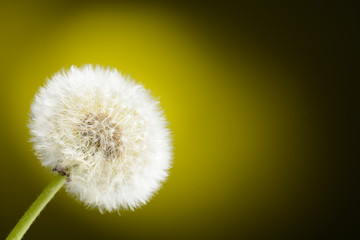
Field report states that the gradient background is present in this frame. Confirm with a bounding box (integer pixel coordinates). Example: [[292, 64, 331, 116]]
[[0, 1, 357, 239]]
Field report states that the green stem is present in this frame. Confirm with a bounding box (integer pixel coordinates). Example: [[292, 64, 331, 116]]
[[7, 174, 66, 240]]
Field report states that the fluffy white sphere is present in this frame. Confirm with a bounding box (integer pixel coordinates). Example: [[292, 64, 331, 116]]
[[29, 65, 172, 212]]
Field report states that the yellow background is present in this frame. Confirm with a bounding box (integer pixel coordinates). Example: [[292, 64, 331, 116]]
[[0, 1, 353, 239]]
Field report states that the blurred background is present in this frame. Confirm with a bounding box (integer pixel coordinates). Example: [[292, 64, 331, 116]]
[[0, 1, 357, 239]]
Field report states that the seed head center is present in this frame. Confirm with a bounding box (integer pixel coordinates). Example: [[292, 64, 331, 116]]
[[79, 112, 122, 160]]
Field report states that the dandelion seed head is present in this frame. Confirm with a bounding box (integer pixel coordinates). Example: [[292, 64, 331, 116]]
[[29, 65, 172, 212]]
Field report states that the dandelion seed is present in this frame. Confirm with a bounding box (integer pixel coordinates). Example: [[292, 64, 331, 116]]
[[29, 65, 173, 212]]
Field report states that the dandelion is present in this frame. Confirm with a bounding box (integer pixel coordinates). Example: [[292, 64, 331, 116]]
[[7, 65, 172, 240]]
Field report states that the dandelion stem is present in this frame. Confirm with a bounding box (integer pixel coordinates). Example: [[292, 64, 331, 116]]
[[6, 174, 66, 240]]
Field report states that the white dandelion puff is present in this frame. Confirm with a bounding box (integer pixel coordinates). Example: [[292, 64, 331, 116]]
[[29, 65, 173, 212]]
